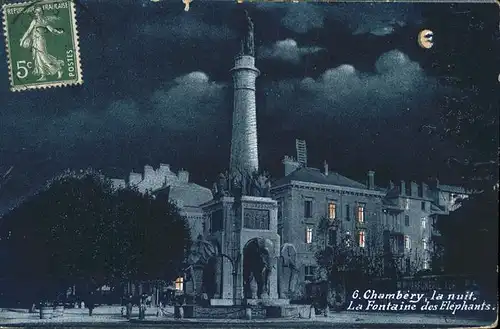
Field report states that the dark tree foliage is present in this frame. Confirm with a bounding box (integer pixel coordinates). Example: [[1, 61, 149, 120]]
[[420, 4, 498, 284], [0, 169, 191, 301]]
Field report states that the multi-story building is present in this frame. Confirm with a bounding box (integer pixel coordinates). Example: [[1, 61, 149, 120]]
[[111, 164, 213, 240], [270, 152, 468, 295]]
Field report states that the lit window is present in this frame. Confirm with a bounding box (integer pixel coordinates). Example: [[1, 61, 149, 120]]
[[357, 205, 365, 223], [404, 198, 410, 210], [328, 202, 336, 220], [306, 227, 313, 244], [422, 239, 428, 251], [421, 217, 427, 229], [175, 277, 184, 291], [404, 235, 411, 250], [359, 230, 366, 248], [345, 232, 351, 247], [423, 261, 430, 270]]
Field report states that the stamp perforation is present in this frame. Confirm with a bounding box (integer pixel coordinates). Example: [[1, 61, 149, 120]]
[[2, 0, 84, 92]]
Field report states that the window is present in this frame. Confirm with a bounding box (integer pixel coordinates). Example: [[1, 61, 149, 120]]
[[305, 266, 316, 282], [396, 235, 404, 253], [175, 277, 184, 291], [357, 205, 365, 223], [405, 258, 411, 273], [306, 227, 313, 244], [404, 215, 410, 227], [211, 210, 223, 233], [423, 260, 430, 270], [404, 198, 410, 210], [404, 235, 411, 250], [358, 230, 366, 248], [278, 223, 283, 239], [304, 200, 313, 218], [421, 201, 426, 211], [328, 202, 336, 220], [345, 232, 352, 247], [421, 217, 427, 229], [345, 204, 350, 220], [422, 239, 428, 251], [328, 229, 337, 246], [277, 200, 283, 221]]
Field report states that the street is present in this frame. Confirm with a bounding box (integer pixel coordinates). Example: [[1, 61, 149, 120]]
[[0, 305, 496, 328]]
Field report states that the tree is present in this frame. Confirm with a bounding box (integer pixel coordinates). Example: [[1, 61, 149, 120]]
[[1, 168, 191, 304], [419, 5, 498, 296], [314, 217, 388, 310]]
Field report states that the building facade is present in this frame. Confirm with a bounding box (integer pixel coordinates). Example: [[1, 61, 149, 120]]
[[111, 164, 213, 240], [271, 155, 468, 298]]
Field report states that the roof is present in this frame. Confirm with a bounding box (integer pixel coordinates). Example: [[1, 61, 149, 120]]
[[273, 167, 367, 190], [155, 183, 213, 208], [438, 184, 467, 194]]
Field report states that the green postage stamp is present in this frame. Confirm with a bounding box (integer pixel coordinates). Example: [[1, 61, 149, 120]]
[[2, 0, 82, 91]]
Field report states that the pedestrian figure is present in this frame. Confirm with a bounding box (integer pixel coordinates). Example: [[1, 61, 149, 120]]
[[86, 291, 95, 316], [126, 294, 133, 319], [139, 294, 147, 320]]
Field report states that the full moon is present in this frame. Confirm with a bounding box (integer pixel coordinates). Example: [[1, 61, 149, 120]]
[[418, 29, 434, 49]]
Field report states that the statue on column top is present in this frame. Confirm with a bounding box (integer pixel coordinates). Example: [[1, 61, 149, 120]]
[[239, 10, 255, 57]]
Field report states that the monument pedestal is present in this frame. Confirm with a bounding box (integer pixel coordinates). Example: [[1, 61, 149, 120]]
[[245, 298, 290, 306], [202, 195, 281, 303], [210, 299, 234, 306]]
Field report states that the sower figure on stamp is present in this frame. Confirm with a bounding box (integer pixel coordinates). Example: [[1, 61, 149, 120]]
[[19, 6, 65, 81]]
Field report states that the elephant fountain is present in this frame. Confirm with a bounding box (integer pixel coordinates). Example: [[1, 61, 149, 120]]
[[186, 235, 220, 299], [243, 238, 274, 299]]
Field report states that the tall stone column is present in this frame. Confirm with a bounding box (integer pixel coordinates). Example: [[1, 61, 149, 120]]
[[230, 55, 260, 176]]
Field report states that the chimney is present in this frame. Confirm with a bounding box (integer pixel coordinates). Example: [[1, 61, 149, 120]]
[[421, 182, 428, 198], [400, 180, 406, 196], [159, 163, 171, 174], [389, 180, 395, 190], [324, 161, 329, 176], [368, 171, 375, 190], [129, 172, 142, 186], [144, 165, 154, 180], [283, 156, 301, 176], [410, 181, 418, 197], [178, 169, 190, 183]]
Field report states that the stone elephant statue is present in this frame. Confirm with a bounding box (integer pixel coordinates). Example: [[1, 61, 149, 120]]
[[243, 238, 274, 299], [186, 235, 219, 298]]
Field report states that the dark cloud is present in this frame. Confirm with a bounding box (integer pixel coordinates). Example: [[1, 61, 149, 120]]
[[0, 0, 495, 213], [261, 50, 438, 124], [258, 39, 324, 64], [256, 2, 420, 35], [149, 71, 228, 132]]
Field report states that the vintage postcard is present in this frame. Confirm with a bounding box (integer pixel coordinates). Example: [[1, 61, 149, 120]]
[[0, 0, 498, 328]]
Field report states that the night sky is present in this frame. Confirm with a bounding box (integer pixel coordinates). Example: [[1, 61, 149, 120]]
[[0, 0, 498, 213]]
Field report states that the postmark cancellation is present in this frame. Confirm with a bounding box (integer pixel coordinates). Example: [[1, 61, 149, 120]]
[[2, 0, 83, 91]]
